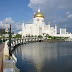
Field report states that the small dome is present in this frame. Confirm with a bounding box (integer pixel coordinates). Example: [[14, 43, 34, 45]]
[[34, 12, 44, 18]]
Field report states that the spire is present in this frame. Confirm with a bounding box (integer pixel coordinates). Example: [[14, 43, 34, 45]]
[[48, 22, 50, 24], [55, 24, 57, 26], [22, 20, 25, 26], [38, 8, 40, 12]]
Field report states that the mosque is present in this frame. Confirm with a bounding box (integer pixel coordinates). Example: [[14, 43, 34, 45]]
[[22, 9, 72, 38], [22, 9, 57, 37]]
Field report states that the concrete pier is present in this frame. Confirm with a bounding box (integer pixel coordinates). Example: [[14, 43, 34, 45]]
[[3, 40, 20, 72]]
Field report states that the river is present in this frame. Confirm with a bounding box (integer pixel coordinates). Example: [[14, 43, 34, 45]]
[[13, 41, 72, 72]]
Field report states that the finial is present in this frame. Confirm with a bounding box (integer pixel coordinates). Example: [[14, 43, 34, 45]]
[[22, 20, 24, 23], [38, 8, 40, 12]]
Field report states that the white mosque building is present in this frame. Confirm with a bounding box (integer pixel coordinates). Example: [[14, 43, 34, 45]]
[[22, 9, 57, 37], [22, 9, 72, 38]]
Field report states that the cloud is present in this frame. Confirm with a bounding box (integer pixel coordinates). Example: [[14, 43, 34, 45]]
[[0, 21, 6, 28], [28, 0, 72, 20], [67, 14, 72, 18], [28, 0, 72, 32], [66, 12, 72, 19], [66, 12, 70, 15], [3, 17, 15, 24], [0, 17, 22, 33], [2, 17, 16, 30], [28, 0, 72, 9]]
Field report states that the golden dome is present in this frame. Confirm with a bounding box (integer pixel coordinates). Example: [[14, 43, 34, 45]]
[[34, 12, 44, 18]]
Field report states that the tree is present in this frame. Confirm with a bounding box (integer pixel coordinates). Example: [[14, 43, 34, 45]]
[[12, 31, 14, 34], [31, 35, 33, 37], [15, 34, 22, 38], [38, 35, 43, 38]]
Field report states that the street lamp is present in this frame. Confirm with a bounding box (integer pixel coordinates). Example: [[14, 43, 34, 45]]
[[9, 24, 12, 60]]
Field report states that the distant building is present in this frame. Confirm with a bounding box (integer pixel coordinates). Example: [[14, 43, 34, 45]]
[[18, 31, 22, 35], [3, 34, 9, 37], [60, 28, 66, 34], [0, 28, 5, 34]]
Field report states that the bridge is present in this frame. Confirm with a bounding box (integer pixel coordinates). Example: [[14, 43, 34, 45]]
[[11, 38, 43, 49]]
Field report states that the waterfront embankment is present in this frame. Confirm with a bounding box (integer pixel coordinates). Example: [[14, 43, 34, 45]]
[[3, 40, 20, 72], [13, 41, 72, 72], [43, 39, 65, 42]]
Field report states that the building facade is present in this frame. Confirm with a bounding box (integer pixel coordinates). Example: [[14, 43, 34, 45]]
[[22, 9, 57, 38]]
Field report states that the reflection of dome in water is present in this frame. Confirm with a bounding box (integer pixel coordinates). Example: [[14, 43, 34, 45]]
[[34, 8, 44, 18]]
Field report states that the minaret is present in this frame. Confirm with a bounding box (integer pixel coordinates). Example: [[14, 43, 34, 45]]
[[22, 20, 26, 38], [5, 24, 8, 33], [55, 24, 57, 35], [48, 22, 50, 29]]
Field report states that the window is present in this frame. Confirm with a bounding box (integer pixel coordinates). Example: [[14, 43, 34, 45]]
[[42, 20, 44, 22], [37, 19, 39, 21]]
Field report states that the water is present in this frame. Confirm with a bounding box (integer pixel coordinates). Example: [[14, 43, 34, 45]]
[[13, 42, 72, 72]]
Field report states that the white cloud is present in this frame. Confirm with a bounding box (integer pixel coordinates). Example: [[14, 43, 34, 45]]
[[67, 14, 72, 18], [0, 17, 22, 33], [28, 0, 72, 32], [0, 21, 6, 28], [28, 0, 72, 21], [28, 0, 72, 9], [66, 12, 72, 19], [66, 12, 70, 15], [3, 17, 15, 24], [0, 17, 15, 29]]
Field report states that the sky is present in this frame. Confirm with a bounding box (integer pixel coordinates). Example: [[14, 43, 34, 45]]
[[0, 0, 72, 33]]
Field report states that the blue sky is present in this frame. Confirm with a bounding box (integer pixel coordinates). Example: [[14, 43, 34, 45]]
[[0, 0, 72, 33], [0, 0, 33, 23]]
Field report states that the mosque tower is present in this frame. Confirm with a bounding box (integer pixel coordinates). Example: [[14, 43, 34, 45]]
[[48, 22, 50, 29], [22, 20, 26, 38], [32, 8, 45, 36], [5, 24, 9, 33], [55, 24, 57, 35]]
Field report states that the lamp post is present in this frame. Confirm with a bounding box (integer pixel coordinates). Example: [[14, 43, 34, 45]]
[[9, 24, 12, 60]]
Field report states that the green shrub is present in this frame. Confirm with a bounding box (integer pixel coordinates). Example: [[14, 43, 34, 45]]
[[38, 35, 43, 38]]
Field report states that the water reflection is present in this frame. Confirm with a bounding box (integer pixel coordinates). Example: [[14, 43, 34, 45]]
[[57, 42, 72, 57], [13, 42, 72, 72]]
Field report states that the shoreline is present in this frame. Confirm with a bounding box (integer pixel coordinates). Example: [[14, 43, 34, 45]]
[[43, 39, 65, 42]]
